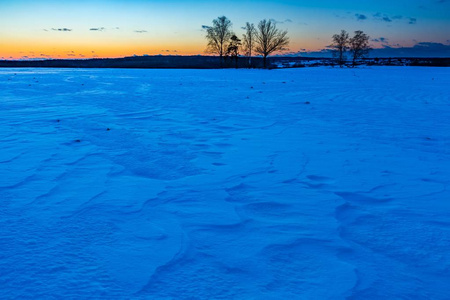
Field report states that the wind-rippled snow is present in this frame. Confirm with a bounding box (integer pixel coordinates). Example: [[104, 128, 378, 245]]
[[1, 67, 449, 299]]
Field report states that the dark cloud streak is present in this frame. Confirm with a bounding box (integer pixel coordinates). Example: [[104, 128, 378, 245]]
[[355, 14, 367, 21], [269, 18, 294, 24], [354, 12, 417, 25], [51, 28, 72, 32]]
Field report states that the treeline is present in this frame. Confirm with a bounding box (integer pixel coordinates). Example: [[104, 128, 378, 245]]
[[1, 56, 449, 69], [204, 16, 371, 68], [0, 56, 237, 69]]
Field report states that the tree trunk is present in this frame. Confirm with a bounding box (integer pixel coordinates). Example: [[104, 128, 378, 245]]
[[263, 55, 267, 68]]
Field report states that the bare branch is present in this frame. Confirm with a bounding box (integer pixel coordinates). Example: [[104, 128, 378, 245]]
[[349, 30, 371, 67], [242, 22, 256, 66], [205, 16, 233, 62], [254, 19, 289, 68], [330, 30, 349, 67]]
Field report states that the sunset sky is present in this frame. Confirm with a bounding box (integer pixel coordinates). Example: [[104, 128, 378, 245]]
[[0, 0, 449, 59]]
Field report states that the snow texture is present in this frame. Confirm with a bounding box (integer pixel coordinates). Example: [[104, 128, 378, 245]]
[[1, 67, 449, 299]]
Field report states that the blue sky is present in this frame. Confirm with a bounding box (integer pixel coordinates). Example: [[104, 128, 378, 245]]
[[0, 0, 449, 58]]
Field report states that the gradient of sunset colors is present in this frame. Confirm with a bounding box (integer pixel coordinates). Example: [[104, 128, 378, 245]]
[[0, 0, 449, 59]]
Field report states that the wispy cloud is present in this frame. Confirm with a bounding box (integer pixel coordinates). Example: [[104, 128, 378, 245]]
[[373, 13, 392, 22], [269, 18, 294, 24], [51, 28, 72, 32], [90, 27, 106, 31], [355, 14, 367, 21], [351, 12, 418, 25], [134, 30, 147, 33], [372, 37, 389, 43]]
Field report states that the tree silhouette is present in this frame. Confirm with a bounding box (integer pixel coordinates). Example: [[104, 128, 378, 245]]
[[254, 19, 289, 68], [226, 35, 242, 68], [349, 30, 370, 67], [242, 22, 256, 68], [205, 16, 233, 67], [331, 30, 349, 68]]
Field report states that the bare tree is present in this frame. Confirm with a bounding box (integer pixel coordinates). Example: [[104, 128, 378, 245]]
[[331, 30, 349, 68], [254, 19, 289, 68], [226, 35, 242, 68], [205, 16, 233, 66], [349, 30, 370, 67], [242, 22, 256, 67]]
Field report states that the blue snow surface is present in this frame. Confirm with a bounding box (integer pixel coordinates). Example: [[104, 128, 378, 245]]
[[0, 67, 449, 299]]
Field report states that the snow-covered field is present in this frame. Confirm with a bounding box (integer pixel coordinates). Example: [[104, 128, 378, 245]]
[[1, 67, 449, 299]]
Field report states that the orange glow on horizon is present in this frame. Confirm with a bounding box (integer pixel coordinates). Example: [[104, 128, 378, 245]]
[[1, 33, 317, 60], [0, 37, 207, 59]]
